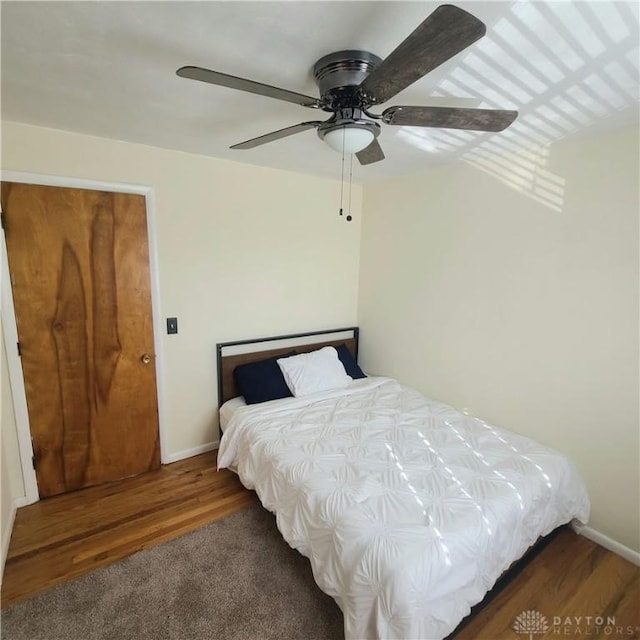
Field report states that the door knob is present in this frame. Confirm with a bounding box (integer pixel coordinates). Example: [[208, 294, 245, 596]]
[[140, 353, 153, 365]]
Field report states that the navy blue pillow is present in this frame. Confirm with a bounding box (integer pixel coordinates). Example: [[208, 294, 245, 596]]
[[233, 351, 296, 405], [336, 343, 366, 379]]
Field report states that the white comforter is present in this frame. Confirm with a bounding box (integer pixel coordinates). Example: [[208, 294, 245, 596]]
[[218, 377, 590, 640]]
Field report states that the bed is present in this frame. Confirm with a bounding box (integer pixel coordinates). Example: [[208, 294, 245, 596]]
[[216, 327, 590, 640]]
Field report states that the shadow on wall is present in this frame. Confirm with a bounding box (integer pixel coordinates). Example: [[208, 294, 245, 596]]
[[399, 1, 638, 213]]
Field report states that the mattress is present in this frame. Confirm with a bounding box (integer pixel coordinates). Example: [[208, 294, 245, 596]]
[[219, 396, 246, 433], [218, 377, 590, 640]]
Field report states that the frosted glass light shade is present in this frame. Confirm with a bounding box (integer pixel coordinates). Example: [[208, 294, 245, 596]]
[[323, 126, 375, 154]]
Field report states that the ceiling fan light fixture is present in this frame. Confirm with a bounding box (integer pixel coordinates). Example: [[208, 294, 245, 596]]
[[321, 124, 376, 154]]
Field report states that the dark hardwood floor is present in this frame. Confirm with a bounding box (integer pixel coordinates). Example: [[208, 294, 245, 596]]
[[2, 451, 638, 639]]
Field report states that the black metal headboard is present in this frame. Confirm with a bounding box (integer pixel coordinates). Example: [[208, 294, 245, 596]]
[[216, 326, 359, 405]]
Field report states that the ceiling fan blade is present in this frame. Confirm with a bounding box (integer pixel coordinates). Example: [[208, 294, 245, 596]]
[[383, 106, 518, 132], [230, 121, 323, 150], [356, 139, 385, 165], [358, 5, 486, 105], [176, 66, 321, 109]]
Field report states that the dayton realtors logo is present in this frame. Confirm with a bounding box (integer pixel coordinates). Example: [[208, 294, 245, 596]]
[[513, 610, 549, 639], [513, 610, 640, 637]]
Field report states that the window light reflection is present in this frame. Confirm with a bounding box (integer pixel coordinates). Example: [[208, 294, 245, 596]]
[[415, 430, 493, 538], [398, 1, 638, 213], [384, 441, 452, 565], [476, 420, 555, 491]]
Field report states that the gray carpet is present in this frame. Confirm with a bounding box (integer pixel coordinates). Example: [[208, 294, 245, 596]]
[[0, 506, 344, 640]]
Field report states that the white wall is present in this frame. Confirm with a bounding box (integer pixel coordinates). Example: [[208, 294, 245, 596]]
[[1, 121, 362, 462], [1, 319, 25, 577], [358, 124, 639, 553]]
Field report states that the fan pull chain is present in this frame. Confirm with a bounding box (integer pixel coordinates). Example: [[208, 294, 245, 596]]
[[337, 127, 352, 222], [346, 154, 353, 222], [339, 128, 345, 217]]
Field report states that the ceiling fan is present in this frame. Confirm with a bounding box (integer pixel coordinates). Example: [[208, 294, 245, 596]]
[[176, 4, 517, 165]]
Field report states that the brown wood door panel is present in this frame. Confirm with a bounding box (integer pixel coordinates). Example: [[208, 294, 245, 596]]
[[1, 182, 160, 497]]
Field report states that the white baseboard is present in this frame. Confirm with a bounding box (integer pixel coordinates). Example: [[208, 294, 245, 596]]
[[1, 502, 17, 583], [577, 524, 640, 566], [163, 440, 219, 464], [1, 496, 29, 585]]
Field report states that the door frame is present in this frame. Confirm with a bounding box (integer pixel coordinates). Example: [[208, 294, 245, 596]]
[[1, 170, 169, 504]]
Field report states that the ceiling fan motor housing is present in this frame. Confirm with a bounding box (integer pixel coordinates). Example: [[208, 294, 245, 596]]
[[313, 50, 382, 108]]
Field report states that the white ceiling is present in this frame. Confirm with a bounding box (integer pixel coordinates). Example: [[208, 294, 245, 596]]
[[1, 1, 638, 184]]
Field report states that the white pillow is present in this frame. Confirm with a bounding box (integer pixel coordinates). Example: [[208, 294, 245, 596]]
[[277, 346, 352, 397]]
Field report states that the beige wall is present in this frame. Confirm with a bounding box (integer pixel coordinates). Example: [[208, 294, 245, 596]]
[[358, 124, 639, 552], [2, 119, 638, 555], [1, 121, 362, 458]]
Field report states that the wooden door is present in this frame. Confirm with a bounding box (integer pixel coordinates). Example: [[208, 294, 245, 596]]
[[1, 182, 160, 498]]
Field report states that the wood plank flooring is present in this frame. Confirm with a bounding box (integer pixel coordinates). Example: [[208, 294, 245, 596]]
[[451, 528, 639, 640], [2, 451, 639, 640], [1, 451, 257, 607]]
